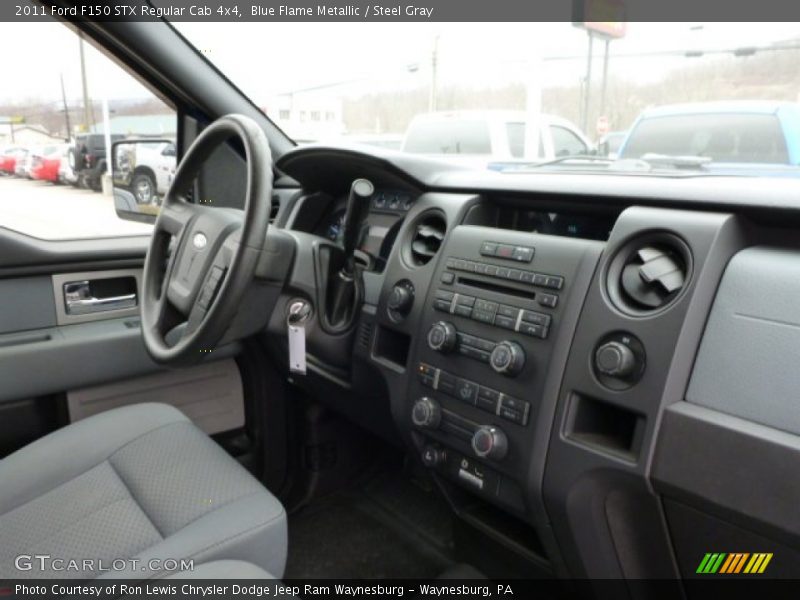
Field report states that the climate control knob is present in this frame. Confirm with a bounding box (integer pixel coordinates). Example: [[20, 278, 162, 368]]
[[595, 341, 636, 378], [471, 425, 508, 460], [427, 321, 457, 353], [489, 341, 526, 376], [411, 397, 442, 429]]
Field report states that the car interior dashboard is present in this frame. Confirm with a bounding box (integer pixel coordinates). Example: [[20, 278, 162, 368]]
[[266, 143, 800, 584]]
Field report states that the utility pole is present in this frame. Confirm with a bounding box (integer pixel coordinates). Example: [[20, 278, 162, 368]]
[[429, 35, 439, 112], [79, 35, 91, 131], [580, 31, 594, 133], [600, 38, 611, 118], [60, 73, 72, 141]]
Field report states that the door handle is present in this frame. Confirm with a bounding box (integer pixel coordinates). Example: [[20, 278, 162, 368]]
[[64, 280, 137, 315]]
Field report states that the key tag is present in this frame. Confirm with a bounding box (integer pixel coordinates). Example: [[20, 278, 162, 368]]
[[287, 301, 311, 375]]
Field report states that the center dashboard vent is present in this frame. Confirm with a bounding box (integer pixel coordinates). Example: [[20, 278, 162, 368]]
[[407, 212, 446, 267], [607, 235, 691, 315]]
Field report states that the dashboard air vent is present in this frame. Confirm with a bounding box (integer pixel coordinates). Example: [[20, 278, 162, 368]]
[[408, 213, 446, 267], [607, 235, 690, 315]]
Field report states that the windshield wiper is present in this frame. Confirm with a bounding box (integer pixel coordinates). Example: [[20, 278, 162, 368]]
[[612, 154, 713, 171], [489, 155, 615, 172]]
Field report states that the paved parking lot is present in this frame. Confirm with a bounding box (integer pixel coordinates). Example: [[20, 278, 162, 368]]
[[0, 176, 153, 240]]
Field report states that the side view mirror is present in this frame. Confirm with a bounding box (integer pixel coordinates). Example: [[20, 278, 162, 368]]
[[112, 139, 177, 223]]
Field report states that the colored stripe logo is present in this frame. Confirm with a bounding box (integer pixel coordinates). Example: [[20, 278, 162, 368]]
[[696, 552, 773, 574]]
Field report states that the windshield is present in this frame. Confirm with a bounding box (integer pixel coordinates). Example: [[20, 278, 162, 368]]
[[176, 22, 800, 177]]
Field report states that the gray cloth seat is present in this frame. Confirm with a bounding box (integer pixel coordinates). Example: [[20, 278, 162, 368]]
[[0, 403, 287, 579]]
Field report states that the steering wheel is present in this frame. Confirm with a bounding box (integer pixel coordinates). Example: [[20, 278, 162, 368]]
[[141, 114, 272, 366]]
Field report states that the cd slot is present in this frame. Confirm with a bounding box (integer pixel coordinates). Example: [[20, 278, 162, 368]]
[[457, 276, 535, 301]]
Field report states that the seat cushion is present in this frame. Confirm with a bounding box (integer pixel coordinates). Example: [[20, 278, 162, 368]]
[[0, 403, 286, 579]]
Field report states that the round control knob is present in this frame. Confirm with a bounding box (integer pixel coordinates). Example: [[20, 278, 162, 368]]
[[411, 397, 441, 429], [595, 341, 637, 378], [489, 341, 526, 376], [471, 425, 508, 460], [421, 445, 446, 468], [387, 282, 414, 315], [427, 321, 457, 353]]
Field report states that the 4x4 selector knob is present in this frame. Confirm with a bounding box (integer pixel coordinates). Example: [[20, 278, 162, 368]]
[[595, 341, 636, 378], [489, 341, 525, 376], [411, 397, 442, 429], [427, 321, 457, 353], [471, 425, 508, 460]]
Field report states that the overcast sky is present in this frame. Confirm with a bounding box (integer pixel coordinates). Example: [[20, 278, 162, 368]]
[[1, 21, 799, 106]]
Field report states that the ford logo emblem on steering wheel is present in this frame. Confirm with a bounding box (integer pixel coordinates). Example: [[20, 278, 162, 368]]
[[192, 232, 208, 250]]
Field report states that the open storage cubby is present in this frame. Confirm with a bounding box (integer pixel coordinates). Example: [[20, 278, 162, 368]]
[[565, 392, 646, 462], [372, 325, 411, 370]]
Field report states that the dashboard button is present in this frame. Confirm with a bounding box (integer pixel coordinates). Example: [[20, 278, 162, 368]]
[[533, 273, 548, 286], [472, 337, 495, 352], [538, 293, 559, 308], [485, 265, 498, 277], [471, 310, 494, 324], [440, 271, 455, 284], [500, 396, 528, 412], [464, 261, 477, 272], [474, 299, 498, 312], [435, 289, 455, 301], [494, 315, 516, 330], [459, 345, 491, 362], [498, 305, 520, 319], [498, 406, 525, 425], [520, 310, 551, 327], [496, 245, 515, 259], [507, 269, 524, 281], [433, 299, 452, 312], [545, 276, 564, 290], [455, 294, 476, 307], [480, 242, 498, 256], [454, 305, 473, 318], [496, 267, 510, 278], [512, 246, 535, 262], [437, 371, 457, 395], [519, 322, 548, 338], [454, 379, 478, 405], [476, 395, 498, 413], [454, 259, 467, 271], [478, 387, 502, 403]]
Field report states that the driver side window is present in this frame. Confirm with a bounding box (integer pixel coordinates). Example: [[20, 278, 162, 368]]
[[0, 22, 176, 240]]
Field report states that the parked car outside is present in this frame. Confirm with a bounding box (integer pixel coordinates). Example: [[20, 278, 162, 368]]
[[402, 110, 594, 168], [57, 144, 79, 185], [68, 133, 125, 191], [14, 148, 33, 178], [30, 145, 67, 183], [0, 147, 26, 175], [114, 140, 177, 205], [618, 101, 800, 174], [598, 130, 627, 159]]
